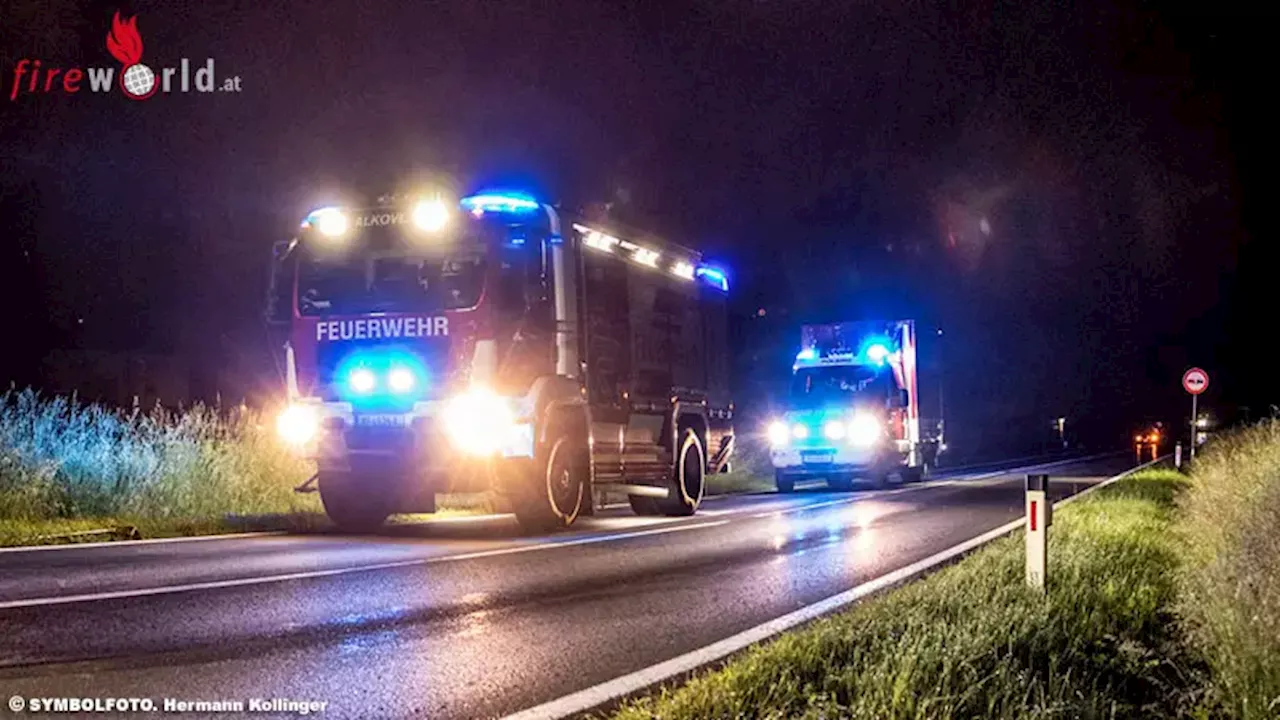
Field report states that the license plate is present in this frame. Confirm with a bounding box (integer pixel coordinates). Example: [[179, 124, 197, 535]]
[[354, 414, 411, 428], [801, 451, 835, 464]]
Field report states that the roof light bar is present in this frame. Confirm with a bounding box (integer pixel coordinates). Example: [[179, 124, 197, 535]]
[[460, 193, 541, 214]]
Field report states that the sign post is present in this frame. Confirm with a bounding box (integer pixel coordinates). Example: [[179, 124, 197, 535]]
[[1182, 368, 1209, 460], [1025, 474, 1050, 592]]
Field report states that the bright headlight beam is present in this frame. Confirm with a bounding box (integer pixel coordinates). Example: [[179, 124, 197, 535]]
[[848, 414, 881, 446], [443, 387, 516, 456], [767, 421, 789, 446], [305, 207, 348, 238], [277, 405, 319, 446], [412, 199, 450, 232], [823, 420, 846, 440]]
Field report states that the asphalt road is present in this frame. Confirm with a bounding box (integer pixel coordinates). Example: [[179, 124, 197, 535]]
[[0, 453, 1132, 719]]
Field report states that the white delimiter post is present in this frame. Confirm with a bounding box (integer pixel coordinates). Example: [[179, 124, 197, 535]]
[[1025, 474, 1050, 592]]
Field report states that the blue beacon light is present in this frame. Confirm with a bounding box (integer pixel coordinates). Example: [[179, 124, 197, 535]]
[[460, 192, 541, 214], [695, 266, 729, 292]]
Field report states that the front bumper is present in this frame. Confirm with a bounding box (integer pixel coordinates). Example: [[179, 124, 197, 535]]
[[770, 443, 905, 475], [291, 399, 534, 489]]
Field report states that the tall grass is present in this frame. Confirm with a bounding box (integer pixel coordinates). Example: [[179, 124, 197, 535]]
[[1177, 422, 1280, 718], [612, 469, 1205, 720], [0, 389, 317, 537]]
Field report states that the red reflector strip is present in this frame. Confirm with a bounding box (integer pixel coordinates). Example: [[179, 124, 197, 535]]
[[1030, 500, 1038, 531]]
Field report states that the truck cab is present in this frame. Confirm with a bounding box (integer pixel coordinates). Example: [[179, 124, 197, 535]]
[[768, 320, 937, 491], [265, 190, 733, 532]]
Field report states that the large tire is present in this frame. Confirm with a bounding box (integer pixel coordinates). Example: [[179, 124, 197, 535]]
[[319, 472, 392, 532], [512, 434, 587, 534], [827, 473, 856, 492], [654, 427, 706, 516], [774, 470, 795, 493]]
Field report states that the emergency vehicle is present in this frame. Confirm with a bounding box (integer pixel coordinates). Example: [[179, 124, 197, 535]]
[[265, 191, 734, 532], [767, 320, 941, 491]]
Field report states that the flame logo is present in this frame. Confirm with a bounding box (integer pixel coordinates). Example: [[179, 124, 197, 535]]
[[105, 11, 156, 100], [106, 12, 144, 66]]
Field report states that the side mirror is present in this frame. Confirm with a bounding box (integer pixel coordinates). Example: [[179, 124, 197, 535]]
[[264, 240, 294, 326], [889, 388, 909, 408]]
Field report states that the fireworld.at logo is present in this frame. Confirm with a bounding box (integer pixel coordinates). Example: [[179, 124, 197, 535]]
[[9, 11, 242, 101]]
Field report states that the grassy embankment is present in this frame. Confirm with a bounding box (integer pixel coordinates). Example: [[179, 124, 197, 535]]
[[611, 424, 1280, 719], [0, 391, 777, 546], [0, 389, 323, 545]]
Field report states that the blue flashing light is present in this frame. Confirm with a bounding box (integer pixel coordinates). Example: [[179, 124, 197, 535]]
[[796, 348, 817, 362], [334, 348, 430, 406], [858, 335, 894, 366], [695, 265, 729, 292], [460, 192, 541, 214], [865, 343, 890, 364]]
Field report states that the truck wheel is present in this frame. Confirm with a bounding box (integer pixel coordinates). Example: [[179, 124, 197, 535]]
[[654, 428, 706, 516], [827, 474, 856, 492], [513, 434, 586, 533], [319, 472, 391, 532], [774, 470, 795, 493]]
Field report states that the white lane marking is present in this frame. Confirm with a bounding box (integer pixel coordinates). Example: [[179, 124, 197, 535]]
[[499, 455, 1161, 720], [747, 453, 1120, 519], [0, 520, 729, 611], [0, 531, 288, 554], [406, 513, 511, 524]]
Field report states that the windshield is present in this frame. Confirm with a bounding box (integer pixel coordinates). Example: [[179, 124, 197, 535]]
[[297, 237, 487, 317], [790, 366, 889, 406]]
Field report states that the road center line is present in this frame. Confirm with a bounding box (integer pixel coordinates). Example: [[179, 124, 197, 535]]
[[748, 453, 1117, 519], [0, 520, 729, 611]]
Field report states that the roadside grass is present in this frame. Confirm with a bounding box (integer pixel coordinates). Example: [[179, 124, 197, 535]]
[[1176, 422, 1280, 718], [706, 435, 775, 496], [0, 389, 324, 546], [611, 468, 1209, 719]]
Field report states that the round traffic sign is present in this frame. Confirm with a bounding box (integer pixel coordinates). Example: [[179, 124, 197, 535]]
[[1182, 367, 1209, 395]]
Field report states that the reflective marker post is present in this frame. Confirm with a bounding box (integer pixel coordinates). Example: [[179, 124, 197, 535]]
[[1025, 474, 1051, 592], [1175, 442, 1183, 470]]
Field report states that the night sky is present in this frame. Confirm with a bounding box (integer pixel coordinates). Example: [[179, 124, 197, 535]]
[[0, 1, 1266, 456]]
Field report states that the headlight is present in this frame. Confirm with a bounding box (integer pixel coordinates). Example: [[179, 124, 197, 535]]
[[823, 420, 846, 440], [310, 207, 349, 238], [792, 423, 809, 440], [387, 366, 416, 393], [412, 199, 450, 232], [848, 414, 882, 447], [767, 421, 789, 447], [443, 387, 515, 456], [277, 404, 319, 446]]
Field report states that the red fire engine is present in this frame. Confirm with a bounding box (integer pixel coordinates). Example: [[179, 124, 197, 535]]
[[266, 191, 734, 531]]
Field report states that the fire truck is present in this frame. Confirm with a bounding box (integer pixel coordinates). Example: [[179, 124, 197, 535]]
[[767, 320, 941, 491], [265, 191, 734, 532]]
